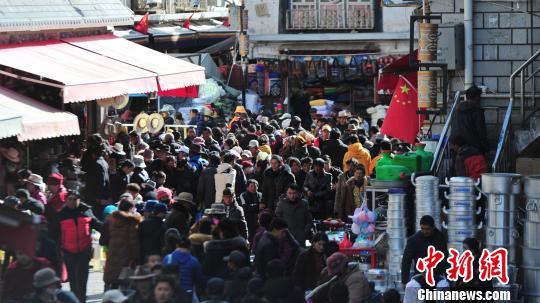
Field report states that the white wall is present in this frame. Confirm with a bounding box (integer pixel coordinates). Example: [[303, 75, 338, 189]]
[[246, 0, 280, 35], [382, 6, 416, 33]]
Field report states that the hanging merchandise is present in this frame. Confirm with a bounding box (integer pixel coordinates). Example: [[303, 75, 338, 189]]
[[306, 61, 318, 82], [316, 61, 327, 80], [268, 72, 281, 97], [256, 64, 265, 95], [193, 78, 225, 104], [345, 56, 360, 81], [349, 201, 377, 248], [329, 59, 345, 83]]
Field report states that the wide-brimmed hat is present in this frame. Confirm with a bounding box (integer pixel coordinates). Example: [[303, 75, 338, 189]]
[[235, 105, 247, 114], [159, 104, 175, 114], [97, 97, 115, 107], [133, 113, 150, 134], [175, 192, 195, 206], [192, 137, 205, 146], [338, 110, 351, 118], [0, 147, 20, 163], [248, 140, 259, 148], [33, 268, 60, 288], [113, 95, 129, 110], [204, 203, 226, 215], [129, 266, 155, 281], [132, 155, 146, 168], [189, 144, 203, 155], [148, 113, 165, 134], [112, 143, 126, 156], [25, 174, 45, 190], [241, 150, 252, 159], [102, 289, 130, 303]]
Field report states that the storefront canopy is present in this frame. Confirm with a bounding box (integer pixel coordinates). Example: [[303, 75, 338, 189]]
[[0, 87, 80, 141], [62, 34, 206, 91], [0, 40, 158, 103], [0, 105, 23, 139], [0, 35, 205, 103]]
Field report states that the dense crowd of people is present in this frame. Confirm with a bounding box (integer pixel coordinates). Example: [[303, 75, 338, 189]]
[[0, 85, 490, 303]]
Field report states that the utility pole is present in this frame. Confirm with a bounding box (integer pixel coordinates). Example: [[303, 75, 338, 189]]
[[238, 0, 248, 107]]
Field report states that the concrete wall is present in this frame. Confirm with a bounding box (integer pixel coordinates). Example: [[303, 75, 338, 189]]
[[246, 0, 280, 35], [432, 0, 540, 94]]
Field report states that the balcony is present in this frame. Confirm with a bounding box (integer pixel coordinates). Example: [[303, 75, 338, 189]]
[[287, 0, 374, 30]]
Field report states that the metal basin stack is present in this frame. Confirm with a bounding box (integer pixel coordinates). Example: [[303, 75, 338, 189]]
[[481, 173, 521, 264], [522, 176, 540, 303], [442, 177, 482, 253], [413, 175, 441, 230], [386, 188, 408, 288]]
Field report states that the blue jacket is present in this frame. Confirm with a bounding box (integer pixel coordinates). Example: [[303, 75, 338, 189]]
[[163, 249, 204, 292]]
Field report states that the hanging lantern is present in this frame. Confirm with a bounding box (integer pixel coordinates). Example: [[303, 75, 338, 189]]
[[239, 34, 249, 57], [417, 70, 437, 108], [418, 23, 439, 62]]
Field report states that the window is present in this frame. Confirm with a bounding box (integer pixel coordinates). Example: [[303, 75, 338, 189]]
[[288, 0, 374, 30]]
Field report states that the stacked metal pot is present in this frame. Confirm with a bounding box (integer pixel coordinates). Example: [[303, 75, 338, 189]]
[[522, 176, 540, 303], [442, 177, 482, 252], [386, 188, 408, 289], [481, 173, 521, 265], [413, 175, 441, 230]]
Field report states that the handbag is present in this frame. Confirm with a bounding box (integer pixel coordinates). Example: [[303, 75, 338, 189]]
[[306, 61, 318, 81], [316, 61, 327, 79], [329, 59, 344, 83], [345, 57, 360, 80]]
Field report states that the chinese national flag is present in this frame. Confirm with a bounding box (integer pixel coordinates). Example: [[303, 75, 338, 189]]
[[381, 75, 420, 144], [135, 13, 149, 34], [183, 13, 195, 29]]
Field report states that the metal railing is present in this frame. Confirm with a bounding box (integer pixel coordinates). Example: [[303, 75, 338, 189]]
[[429, 91, 462, 179], [492, 49, 540, 172]]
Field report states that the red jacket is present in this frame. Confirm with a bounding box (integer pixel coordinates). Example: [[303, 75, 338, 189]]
[[54, 203, 102, 254], [455, 145, 488, 180]]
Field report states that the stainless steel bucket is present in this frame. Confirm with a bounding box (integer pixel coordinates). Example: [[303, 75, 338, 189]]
[[446, 228, 477, 242], [522, 266, 540, 294], [446, 198, 477, 212], [522, 245, 540, 267], [487, 194, 513, 212], [524, 220, 540, 248], [481, 173, 522, 195], [523, 293, 540, 303], [486, 226, 519, 246], [387, 237, 406, 251], [448, 241, 465, 252], [386, 217, 407, 229], [446, 176, 477, 195], [525, 198, 540, 222], [525, 176, 540, 198], [446, 212, 476, 229], [486, 210, 515, 228]]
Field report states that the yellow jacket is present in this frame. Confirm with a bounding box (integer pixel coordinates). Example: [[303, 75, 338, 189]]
[[368, 154, 383, 175], [259, 144, 272, 155], [343, 142, 372, 173]]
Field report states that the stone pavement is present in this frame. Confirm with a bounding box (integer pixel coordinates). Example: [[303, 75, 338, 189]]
[[62, 270, 104, 303]]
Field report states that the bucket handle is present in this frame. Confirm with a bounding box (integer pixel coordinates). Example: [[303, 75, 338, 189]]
[[444, 191, 450, 200], [476, 206, 482, 215], [411, 173, 416, 186], [474, 178, 481, 186], [488, 229, 495, 237], [442, 206, 448, 214], [512, 229, 520, 239], [526, 200, 537, 212], [445, 177, 450, 186], [477, 221, 483, 229], [493, 195, 503, 205], [442, 221, 447, 229], [475, 191, 482, 201]]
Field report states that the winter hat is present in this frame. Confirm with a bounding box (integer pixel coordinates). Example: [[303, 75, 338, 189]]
[[154, 203, 168, 214], [103, 205, 118, 218], [192, 137, 205, 145], [241, 161, 253, 168], [3, 196, 20, 207], [47, 173, 64, 186], [206, 278, 225, 297], [156, 187, 173, 201], [223, 250, 247, 267], [326, 252, 348, 276], [142, 200, 158, 213], [33, 268, 60, 288]]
